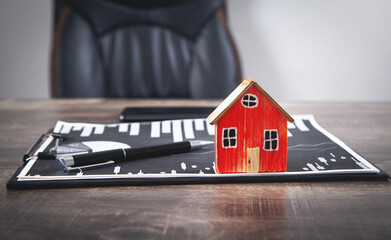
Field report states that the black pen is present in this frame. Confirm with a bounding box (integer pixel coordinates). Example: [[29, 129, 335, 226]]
[[58, 140, 213, 171]]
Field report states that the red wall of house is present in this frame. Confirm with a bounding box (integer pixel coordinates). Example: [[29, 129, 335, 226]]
[[214, 86, 288, 173]]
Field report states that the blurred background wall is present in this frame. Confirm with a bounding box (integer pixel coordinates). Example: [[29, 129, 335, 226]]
[[0, 0, 52, 98], [0, 0, 390, 101]]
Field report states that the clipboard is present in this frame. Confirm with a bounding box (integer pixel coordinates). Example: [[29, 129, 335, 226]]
[[7, 114, 389, 189]]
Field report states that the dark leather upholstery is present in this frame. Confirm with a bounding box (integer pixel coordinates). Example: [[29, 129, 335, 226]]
[[51, 0, 241, 98]]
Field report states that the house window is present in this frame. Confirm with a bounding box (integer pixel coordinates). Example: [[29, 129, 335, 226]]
[[241, 94, 258, 108], [222, 127, 237, 148], [264, 130, 278, 151]]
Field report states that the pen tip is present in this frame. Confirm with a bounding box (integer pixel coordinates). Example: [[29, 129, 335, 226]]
[[200, 140, 214, 147]]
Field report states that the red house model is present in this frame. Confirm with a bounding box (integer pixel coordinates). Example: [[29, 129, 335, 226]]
[[207, 78, 294, 173]]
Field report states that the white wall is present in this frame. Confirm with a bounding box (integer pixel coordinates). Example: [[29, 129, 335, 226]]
[[227, 0, 391, 101], [0, 0, 52, 98], [0, 0, 390, 101]]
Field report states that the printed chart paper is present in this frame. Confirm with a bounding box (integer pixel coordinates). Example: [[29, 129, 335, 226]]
[[9, 115, 387, 188]]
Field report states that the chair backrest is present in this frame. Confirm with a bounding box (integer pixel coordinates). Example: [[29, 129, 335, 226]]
[[51, 0, 241, 98]]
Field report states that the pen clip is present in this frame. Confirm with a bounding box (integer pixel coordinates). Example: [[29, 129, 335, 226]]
[[58, 159, 115, 172]]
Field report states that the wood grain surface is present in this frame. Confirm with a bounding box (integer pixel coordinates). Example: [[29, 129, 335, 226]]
[[0, 99, 390, 239]]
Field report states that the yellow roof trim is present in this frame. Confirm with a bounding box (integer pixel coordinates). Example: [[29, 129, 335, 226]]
[[207, 78, 294, 125]]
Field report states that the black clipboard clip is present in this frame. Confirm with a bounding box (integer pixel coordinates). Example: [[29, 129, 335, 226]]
[[23, 133, 64, 162]]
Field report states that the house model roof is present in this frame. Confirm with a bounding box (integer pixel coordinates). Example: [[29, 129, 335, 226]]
[[207, 78, 294, 125]]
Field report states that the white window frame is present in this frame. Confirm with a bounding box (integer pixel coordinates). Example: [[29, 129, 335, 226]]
[[222, 127, 237, 149], [263, 129, 279, 151], [241, 94, 259, 108]]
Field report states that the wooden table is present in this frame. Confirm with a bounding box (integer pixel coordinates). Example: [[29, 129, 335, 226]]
[[0, 99, 390, 239]]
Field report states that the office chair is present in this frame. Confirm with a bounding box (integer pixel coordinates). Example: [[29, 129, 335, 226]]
[[51, 0, 241, 98]]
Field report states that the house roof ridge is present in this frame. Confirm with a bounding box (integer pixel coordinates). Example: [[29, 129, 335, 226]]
[[207, 78, 294, 125]]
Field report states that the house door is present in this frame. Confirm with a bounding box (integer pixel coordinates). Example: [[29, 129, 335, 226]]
[[247, 147, 260, 173]]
